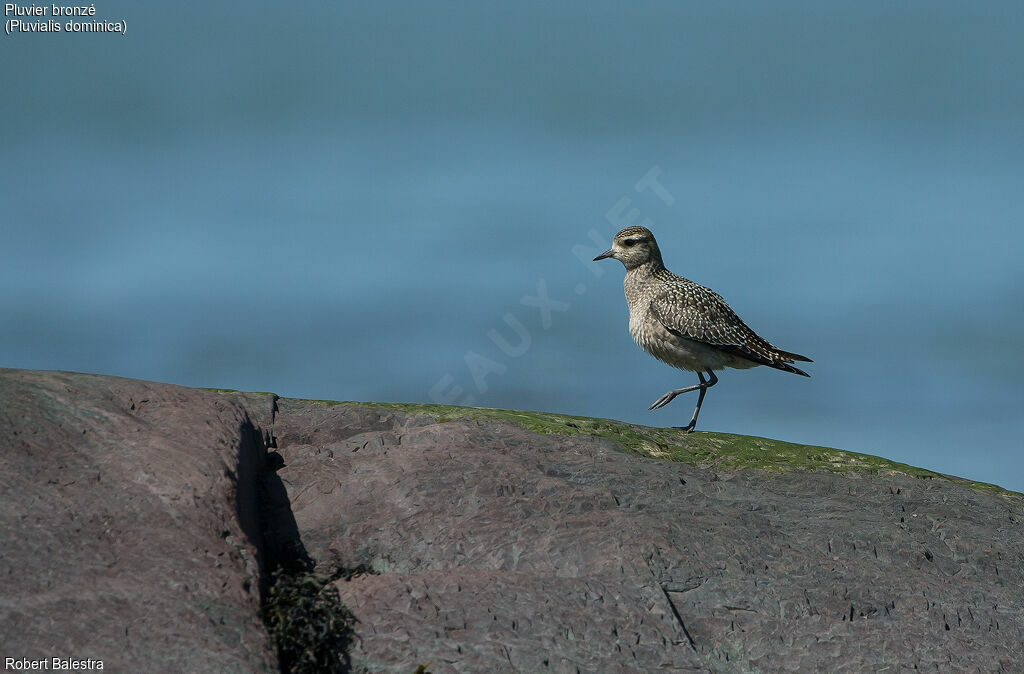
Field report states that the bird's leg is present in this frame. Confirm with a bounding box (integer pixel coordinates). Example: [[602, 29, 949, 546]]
[[648, 376, 702, 410], [649, 370, 718, 432], [677, 370, 718, 432]]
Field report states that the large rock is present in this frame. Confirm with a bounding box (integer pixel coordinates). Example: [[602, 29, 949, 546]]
[[267, 400, 1024, 673], [2, 369, 1023, 673], [0, 369, 276, 672]]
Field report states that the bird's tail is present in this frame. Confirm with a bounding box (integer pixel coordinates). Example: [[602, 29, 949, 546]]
[[718, 342, 812, 377], [774, 348, 811, 376], [778, 349, 812, 363], [773, 360, 810, 377]]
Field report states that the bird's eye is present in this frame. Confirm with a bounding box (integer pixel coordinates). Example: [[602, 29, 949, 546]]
[[623, 238, 638, 247]]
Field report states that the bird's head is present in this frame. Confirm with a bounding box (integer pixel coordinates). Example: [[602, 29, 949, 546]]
[[593, 226, 663, 270]]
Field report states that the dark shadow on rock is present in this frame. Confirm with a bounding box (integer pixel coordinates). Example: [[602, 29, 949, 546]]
[[258, 447, 314, 577], [235, 417, 270, 582], [235, 410, 355, 674]]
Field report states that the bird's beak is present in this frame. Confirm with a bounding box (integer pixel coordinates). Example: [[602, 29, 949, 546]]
[[593, 249, 614, 261]]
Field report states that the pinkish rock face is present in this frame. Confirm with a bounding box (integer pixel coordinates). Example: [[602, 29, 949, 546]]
[[3, 369, 1024, 672], [0, 369, 276, 673], [267, 398, 1024, 673]]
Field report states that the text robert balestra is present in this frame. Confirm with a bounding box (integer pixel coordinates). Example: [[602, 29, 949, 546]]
[[4, 657, 104, 671]]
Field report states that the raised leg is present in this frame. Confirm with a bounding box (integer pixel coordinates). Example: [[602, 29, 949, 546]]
[[648, 370, 718, 433], [680, 370, 718, 432]]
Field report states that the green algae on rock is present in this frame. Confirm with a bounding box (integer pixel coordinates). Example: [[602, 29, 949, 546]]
[[296, 399, 1016, 498]]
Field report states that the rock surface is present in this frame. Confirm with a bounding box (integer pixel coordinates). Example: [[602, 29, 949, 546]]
[[269, 399, 1024, 673], [0, 369, 276, 672], [3, 369, 1023, 673]]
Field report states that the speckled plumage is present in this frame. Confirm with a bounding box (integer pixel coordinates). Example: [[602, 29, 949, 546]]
[[594, 225, 811, 431]]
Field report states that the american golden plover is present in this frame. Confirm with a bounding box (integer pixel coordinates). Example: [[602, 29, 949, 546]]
[[594, 226, 811, 432]]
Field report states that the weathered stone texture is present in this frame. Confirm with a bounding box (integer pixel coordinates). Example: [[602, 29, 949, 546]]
[[3, 370, 1022, 673], [0, 369, 276, 672], [270, 399, 1024, 673]]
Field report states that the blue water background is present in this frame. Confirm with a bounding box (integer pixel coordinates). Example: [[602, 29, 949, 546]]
[[3, 2, 1023, 490]]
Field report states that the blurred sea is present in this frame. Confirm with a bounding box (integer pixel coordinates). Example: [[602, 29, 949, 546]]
[[3, 1, 1023, 490]]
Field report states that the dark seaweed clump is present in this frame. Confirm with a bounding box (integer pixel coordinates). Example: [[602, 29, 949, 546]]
[[262, 567, 356, 673]]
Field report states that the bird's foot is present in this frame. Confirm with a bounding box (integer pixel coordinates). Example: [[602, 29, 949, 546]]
[[672, 424, 697, 433], [649, 392, 678, 410], [649, 383, 705, 410]]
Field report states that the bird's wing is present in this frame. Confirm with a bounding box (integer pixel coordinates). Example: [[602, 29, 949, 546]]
[[648, 281, 752, 346], [649, 281, 810, 375]]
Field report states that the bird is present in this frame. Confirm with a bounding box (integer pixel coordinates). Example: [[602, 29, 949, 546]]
[[593, 225, 811, 432]]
